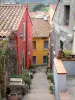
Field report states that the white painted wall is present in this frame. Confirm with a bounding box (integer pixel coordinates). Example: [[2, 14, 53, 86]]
[[58, 74, 66, 91], [53, 65, 59, 100], [53, 65, 67, 100], [63, 61, 75, 75]]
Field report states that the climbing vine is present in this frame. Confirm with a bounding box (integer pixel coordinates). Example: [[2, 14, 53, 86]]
[[0, 39, 8, 71]]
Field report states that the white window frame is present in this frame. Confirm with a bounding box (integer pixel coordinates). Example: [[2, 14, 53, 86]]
[[28, 39, 30, 54], [22, 50, 25, 70], [22, 23, 26, 40]]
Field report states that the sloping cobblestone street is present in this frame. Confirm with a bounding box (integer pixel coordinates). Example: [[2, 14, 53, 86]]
[[22, 66, 54, 100]]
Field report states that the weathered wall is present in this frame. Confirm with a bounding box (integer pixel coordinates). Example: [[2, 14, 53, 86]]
[[52, 0, 74, 53]]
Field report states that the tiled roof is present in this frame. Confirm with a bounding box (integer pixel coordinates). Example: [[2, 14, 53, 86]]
[[50, 4, 56, 9], [31, 18, 50, 38], [0, 4, 26, 37], [29, 11, 49, 18]]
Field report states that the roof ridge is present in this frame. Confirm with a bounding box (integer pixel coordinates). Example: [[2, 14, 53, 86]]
[[0, 4, 26, 7]]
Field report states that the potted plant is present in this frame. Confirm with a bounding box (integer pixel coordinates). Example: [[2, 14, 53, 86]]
[[49, 83, 54, 94], [22, 70, 31, 91], [63, 49, 72, 59], [57, 49, 63, 59]]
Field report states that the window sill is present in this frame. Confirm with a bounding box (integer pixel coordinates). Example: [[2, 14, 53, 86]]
[[33, 49, 36, 51], [43, 49, 48, 51]]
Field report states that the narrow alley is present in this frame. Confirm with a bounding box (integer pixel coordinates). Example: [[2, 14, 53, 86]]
[[22, 66, 54, 100]]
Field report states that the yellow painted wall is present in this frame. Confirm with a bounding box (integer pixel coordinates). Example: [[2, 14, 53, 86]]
[[33, 38, 49, 65]]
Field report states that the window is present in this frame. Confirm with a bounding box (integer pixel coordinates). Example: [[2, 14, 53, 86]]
[[28, 39, 30, 54], [22, 23, 26, 40], [20, 51, 25, 73], [64, 5, 70, 26], [44, 41, 48, 49], [22, 51, 25, 69], [33, 41, 36, 50], [60, 40, 63, 50], [43, 56, 47, 63], [33, 56, 36, 64]]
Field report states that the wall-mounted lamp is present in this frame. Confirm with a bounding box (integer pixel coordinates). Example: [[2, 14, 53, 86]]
[[20, 32, 23, 38]]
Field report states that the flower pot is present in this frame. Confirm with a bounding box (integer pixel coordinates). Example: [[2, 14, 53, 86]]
[[72, 55, 75, 58], [57, 50, 63, 59], [8, 93, 19, 100]]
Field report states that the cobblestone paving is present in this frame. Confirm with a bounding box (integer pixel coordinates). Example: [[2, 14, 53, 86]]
[[22, 66, 54, 100]]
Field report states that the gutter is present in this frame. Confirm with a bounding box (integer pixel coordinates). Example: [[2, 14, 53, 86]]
[[52, 0, 60, 21]]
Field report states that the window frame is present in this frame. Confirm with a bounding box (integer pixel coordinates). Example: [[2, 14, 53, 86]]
[[32, 56, 36, 64], [43, 56, 47, 64], [22, 51, 25, 70], [43, 40, 48, 50], [64, 5, 70, 26], [22, 23, 26, 40], [60, 40, 63, 50], [28, 39, 30, 54], [33, 41, 36, 50]]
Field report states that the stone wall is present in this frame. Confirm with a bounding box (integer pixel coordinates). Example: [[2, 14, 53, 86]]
[[52, 0, 74, 53]]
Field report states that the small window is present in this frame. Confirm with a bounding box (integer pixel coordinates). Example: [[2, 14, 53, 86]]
[[20, 51, 25, 73], [33, 56, 36, 64], [60, 40, 63, 50], [22, 51, 25, 69], [28, 39, 30, 54], [43, 56, 47, 63], [33, 41, 36, 50], [22, 23, 26, 40], [44, 41, 48, 49], [64, 5, 70, 26]]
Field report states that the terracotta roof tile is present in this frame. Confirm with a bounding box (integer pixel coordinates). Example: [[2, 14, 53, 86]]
[[31, 18, 50, 38], [0, 4, 26, 37]]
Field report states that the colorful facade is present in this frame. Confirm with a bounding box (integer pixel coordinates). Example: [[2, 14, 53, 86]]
[[0, 4, 32, 74], [17, 7, 32, 73], [31, 18, 50, 65]]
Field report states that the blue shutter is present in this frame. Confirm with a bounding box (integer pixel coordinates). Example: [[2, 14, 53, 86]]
[[43, 56, 47, 63], [33, 56, 36, 64]]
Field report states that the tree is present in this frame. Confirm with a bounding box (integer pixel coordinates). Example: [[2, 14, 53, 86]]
[[33, 4, 45, 11]]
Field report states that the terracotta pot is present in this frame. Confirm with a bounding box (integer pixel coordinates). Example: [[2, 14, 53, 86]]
[[8, 94, 19, 100], [57, 50, 63, 59]]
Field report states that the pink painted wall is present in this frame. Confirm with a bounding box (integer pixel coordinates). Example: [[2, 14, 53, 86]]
[[16, 7, 32, 74]]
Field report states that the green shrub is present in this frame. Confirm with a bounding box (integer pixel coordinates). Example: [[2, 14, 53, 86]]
[[11, 74, 20, 78], [22, 70, 31, 85], [63, 49, 72, 58], [50, 83, 54, 94], [47, 71, 53, 80]]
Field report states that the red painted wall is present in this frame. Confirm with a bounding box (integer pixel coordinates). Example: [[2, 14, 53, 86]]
[[26, 13, 32, 69], [16, 7, 32, 74]]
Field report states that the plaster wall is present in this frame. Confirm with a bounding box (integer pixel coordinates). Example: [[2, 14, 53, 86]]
[[33, 38, 49, 65], [53, 64, 66, 100], [52, 0, 75, 53], [63, 61, 75, 75], [53, 65, 59, 100]]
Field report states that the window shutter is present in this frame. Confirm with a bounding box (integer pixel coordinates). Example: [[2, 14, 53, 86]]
[[28, 39, 30, 53], [22, 23, 26, 40]]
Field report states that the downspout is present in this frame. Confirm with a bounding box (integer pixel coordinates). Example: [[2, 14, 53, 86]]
[[26, 6, 28, 69]]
